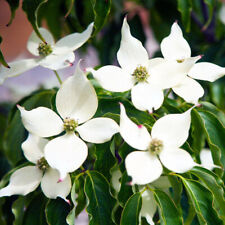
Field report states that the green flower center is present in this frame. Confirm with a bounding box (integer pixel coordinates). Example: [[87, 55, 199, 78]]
[[63, 117, 78, 132], [149, 138, 163, 155], [132, 66, 149, 82], [37, 157, 49, 171], [38, 43, 53, 56], [176, 59, 185, 63]]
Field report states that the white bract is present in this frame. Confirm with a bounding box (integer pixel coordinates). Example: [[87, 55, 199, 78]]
[[0, 134, 71, 200], [89, 17, 197, 113], [119, 103, 197, 185], [18, 63, 119, 180], [0, 23, 93, 84], [200, 148, 220, 171], [161, 22, 225, 104]]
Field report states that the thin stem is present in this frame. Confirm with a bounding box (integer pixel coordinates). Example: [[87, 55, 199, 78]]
[[53, 70, 62, 85]]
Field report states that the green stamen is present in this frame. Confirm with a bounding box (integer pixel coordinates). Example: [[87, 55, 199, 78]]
[[132, 66, 149, 82], [177, 59, 185, 63], [38, 43, 53, 56], [63, 118, 78, 132], [149, 138, 163, 155], [37, 157, 49, 171]]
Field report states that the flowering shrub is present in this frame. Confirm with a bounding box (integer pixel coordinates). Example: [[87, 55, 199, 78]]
[[0, 1, 225, 225]]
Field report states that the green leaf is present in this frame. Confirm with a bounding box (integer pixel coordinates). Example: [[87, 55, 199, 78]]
[[117, 172, 133, 207], [23, 194, 47, 225], [182, 178, 223, 225], [120, 192, 142, 225], [5, 0, 20, 26], [45, 198, 71, 225], [195, 109, 225, 177], [168, 175, 183, 206], [90, 0, 112, 36], [153, 189, 183, 225], [191, 110, 205, 154], [0, 37, 10, 68], [22, 0, 48, 42], [94, 142, 116, 180], [3, 89, 56, 166], [85, 171, 116, 225], [177, 0, 192, 32], [190, 167, 225, 221]]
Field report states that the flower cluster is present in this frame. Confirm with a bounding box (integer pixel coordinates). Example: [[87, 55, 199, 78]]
[[0, 17, 223, 213]]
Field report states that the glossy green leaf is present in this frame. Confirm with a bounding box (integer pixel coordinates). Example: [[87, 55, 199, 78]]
[[117, 172, 133, 207], [190, 166, 225, 221], [191, 110, 205, 154], [45, 198, 71, 225], [3, 89, 56, 166], [120, 192, 142, 225], [22, 0, 48, 43], [182, 179, 223, 225], [168, 175, 183, 206], [94, 142, 116, 180], [23, 194, 47, 225], [177, 0, 192, 32], [85, 171, 116, 225], [195, 109, 225, 177], [90, 0, 112, 36], [5, 0, 20, 26], [153, 189, 183, 225], [0, 37, 10, 68]]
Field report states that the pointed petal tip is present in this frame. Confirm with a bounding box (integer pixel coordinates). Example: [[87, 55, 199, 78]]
[[137, 124, 143, 129], [57, 178, 63, 183], [65, 199, 71, 205]]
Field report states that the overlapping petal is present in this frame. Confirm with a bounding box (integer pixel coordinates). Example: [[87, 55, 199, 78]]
[[149, 56, 200, 89], [159, 147, 196, 173], [117, 17, 149, 73], [56, 62, 98, 123], [188, 62, 225, 82], [120, 104, 151, 150], [21, 134, 48, 163], [0, 166, 42, 197], [200, 149, 219, 170], [41, 168, 71, 200], [125, 151, 163, 185], [39, 52, 75, 70], [131, 82, 164, 112], [151, 108, 192, 147], [54, 22, 93, 54], [0, 58, 40, 84], [18, 106, 64, 137], [44, 133, 88, 180], [172, 76, 204, 104], [140, 189, 157, 225], [27, 28, 55, 56], [76, 118, 119, 144], [160, 22, 191, 60], [91, 66, 135, 92]]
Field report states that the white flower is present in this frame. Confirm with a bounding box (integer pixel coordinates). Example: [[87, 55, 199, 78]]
[[0, 134, 71, 200], [139, 176, 171, 225], [89, 17, 196, 113], [17, 62, 119, 180], [200, 148, 220, 171], [0, 23, 93, 84], [119, 103, 197, 185], [160, 22, 225, 104]]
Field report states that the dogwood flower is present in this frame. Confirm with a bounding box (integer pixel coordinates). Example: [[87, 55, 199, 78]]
[[200, 148, 220, 171], [0, 134, 71, 200], [119, 103, 197, 185], [160, 22, 225, 104], [0, 23, 93, 84], [89, 17, 197, 113], [18, 62, 119, 180]]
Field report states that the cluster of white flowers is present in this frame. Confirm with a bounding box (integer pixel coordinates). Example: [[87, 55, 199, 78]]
[[0, 17, 223, 208]]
